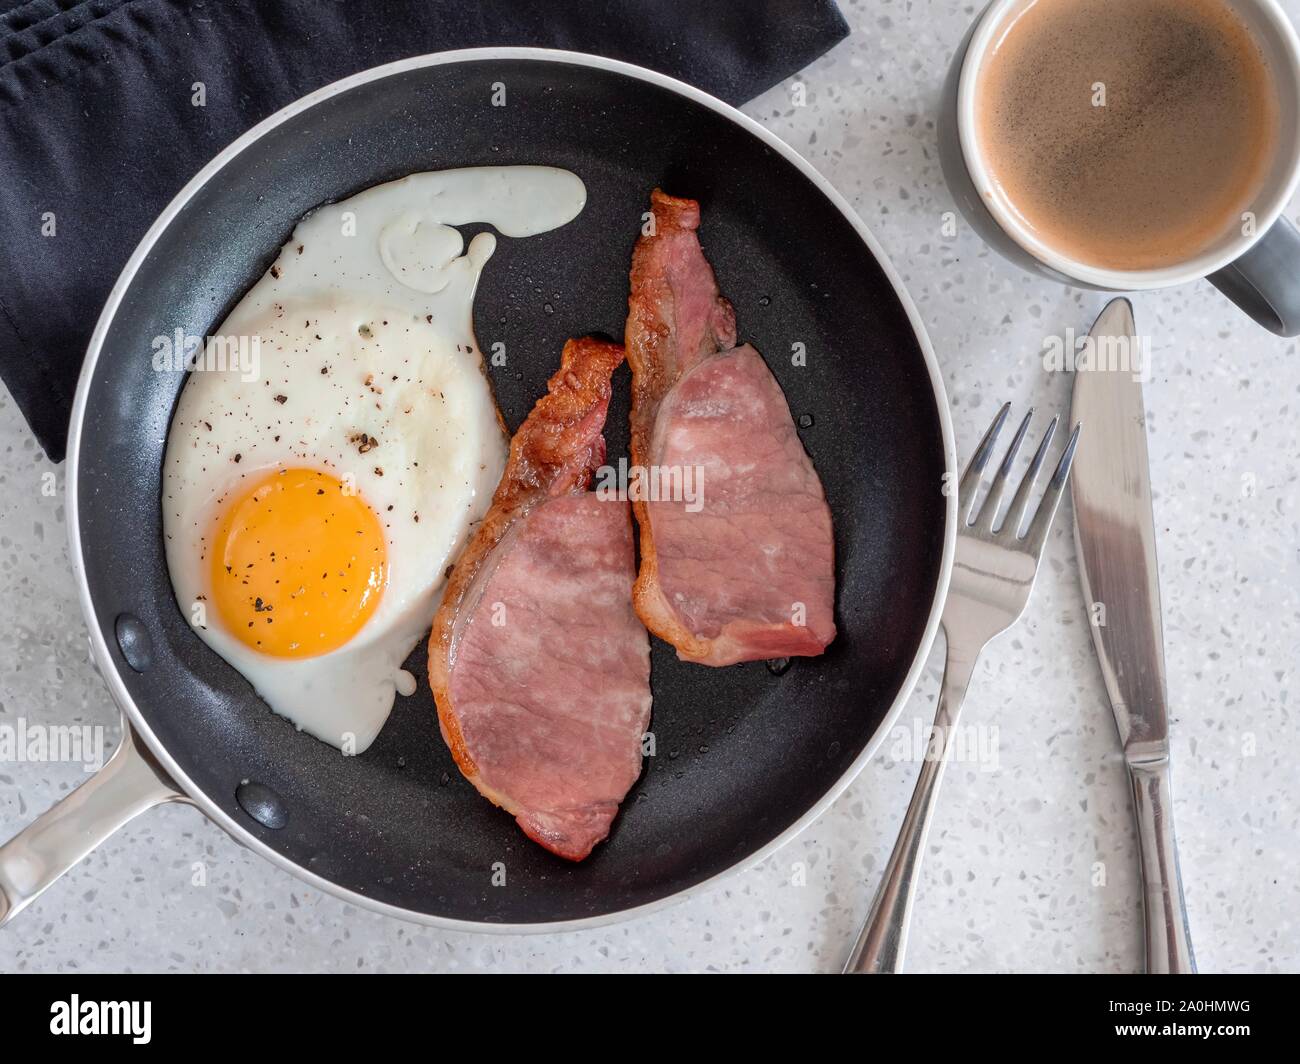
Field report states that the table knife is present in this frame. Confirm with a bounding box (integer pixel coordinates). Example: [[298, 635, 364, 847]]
[[1070, 297, 1196, 974]]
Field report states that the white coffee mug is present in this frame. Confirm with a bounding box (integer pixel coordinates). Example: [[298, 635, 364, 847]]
[[939, 0, 1300, 335]]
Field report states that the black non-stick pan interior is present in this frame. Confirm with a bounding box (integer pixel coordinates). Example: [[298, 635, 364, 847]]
[[76, 56, 947, 923]]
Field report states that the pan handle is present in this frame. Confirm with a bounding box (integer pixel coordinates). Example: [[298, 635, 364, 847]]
[[0, 721, 189, 929]]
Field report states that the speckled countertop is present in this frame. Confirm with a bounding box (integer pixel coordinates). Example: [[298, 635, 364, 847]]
[[2, 0, 1298, 973]]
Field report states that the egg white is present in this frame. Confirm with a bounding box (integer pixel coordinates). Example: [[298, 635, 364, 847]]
[[161, 168, 585, 752]]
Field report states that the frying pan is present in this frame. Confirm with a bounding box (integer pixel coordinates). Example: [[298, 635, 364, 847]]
[[0, 49, 956, 931]]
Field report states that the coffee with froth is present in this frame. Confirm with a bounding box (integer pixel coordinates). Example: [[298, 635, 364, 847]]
[[974, 0, 1280, 271]]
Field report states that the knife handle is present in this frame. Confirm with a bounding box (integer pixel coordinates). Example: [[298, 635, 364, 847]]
[[1129, 760, 1196, 973]]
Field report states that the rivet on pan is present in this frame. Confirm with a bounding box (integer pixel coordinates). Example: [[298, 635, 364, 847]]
[[766, 657, 792, 676], [798, 413, 815, 429], [235, 780, 289, 830], [114, 614, 154, 673]]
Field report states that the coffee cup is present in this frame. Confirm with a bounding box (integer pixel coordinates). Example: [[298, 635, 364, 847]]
[[939, 0, 1300, 336]]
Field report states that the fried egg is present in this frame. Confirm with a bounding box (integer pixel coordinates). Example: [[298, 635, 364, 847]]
[[162, 167, 586, 753]]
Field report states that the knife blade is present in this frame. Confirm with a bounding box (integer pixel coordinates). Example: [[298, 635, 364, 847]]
[[1069, 297, 1168, 761], [1070, 297, 1195, 974]]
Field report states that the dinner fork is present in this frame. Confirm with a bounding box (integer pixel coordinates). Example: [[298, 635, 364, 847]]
[[844, 402, 1081, 974]]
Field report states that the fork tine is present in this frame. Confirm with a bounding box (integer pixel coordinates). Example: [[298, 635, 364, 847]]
[[1023, 422, 1082, 554], [958, 401, 1011, 523], [1004, 415, 1058, 537], [978, 408, 1033, 530]]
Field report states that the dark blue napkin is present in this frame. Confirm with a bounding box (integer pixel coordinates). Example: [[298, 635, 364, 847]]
[[0, 0, 848, 460]]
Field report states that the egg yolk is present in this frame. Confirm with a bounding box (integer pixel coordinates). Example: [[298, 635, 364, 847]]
[[209, 467, 387, 658]]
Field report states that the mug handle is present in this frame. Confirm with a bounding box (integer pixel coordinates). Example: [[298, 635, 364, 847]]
[[0, 718, 189, 928], [1208, 215, 1300, 336]]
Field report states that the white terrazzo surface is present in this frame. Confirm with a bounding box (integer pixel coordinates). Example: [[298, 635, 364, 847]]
[[2, 0, 1297, 973]]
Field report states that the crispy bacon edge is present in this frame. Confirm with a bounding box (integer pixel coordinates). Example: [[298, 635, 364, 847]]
[[427, 336, 626, 794]]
